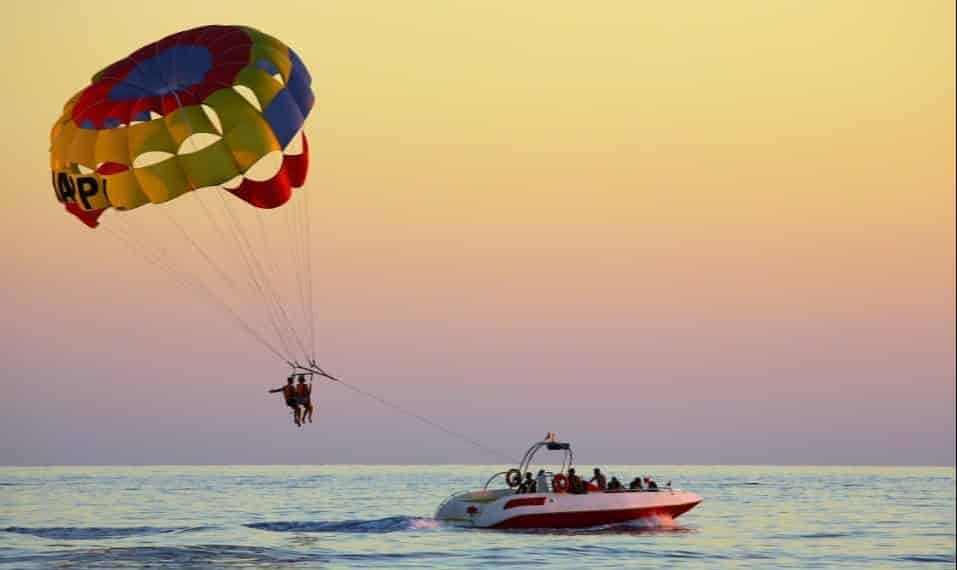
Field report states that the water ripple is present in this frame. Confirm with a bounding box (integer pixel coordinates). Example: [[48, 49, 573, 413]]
[[245, 516, 438, 534], [3, 526, 212, 540], [1, 465, 952, 569]]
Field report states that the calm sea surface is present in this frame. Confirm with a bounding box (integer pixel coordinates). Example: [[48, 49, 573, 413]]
[[1, 465, 953, 568]]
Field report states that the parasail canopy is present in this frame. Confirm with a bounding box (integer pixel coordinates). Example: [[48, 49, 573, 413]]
[[49, 25, 315, 229]]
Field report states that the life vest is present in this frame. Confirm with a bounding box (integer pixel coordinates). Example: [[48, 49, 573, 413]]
[[282, 384, 297, 403], [296, 383, 311, 401]]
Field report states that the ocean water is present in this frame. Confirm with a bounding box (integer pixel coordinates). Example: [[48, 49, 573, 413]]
[[0, 465, 953, 568]]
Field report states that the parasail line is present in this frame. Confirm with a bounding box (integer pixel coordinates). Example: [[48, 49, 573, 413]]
[[229, 199, 309, 363], [218, 193, 301, 362], [291, 190, 316, 360], [104, 217, 286, 361], [286, 196, 309, 359], [303, 185, 318, 359], [291, 362, 516, 463], [166, 78, 310, 365], [164, 83, 293, 362], [259, 205, 311, 362], [103, 222, 288, 362]]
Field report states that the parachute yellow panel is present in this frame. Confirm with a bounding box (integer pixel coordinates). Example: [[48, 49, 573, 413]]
[[49, 25, 315, 227]]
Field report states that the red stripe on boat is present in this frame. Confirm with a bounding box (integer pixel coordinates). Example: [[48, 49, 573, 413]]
[[491, 500, 702, 529], [503, 497, 547, 510]]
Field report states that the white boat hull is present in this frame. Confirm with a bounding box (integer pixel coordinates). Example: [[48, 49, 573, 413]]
[[435, 488, 702, 529]]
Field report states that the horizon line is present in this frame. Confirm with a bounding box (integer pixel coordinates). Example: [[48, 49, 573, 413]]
[[2, 463, 954, 469]]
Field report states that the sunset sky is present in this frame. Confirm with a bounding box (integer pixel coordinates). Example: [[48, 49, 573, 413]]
[[1, 1, 954, 466]]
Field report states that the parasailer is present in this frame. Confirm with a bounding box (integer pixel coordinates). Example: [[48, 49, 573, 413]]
[[296, 375, 315, 424], [269, 375, 302, 426]]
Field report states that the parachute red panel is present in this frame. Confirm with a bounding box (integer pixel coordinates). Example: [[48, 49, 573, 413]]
[[49, 25, 317, 227]]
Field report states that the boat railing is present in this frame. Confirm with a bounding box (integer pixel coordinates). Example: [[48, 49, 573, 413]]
[[480, 469, 681, 495], [436, 489, 473, 512], [483, 471, 510, 491]]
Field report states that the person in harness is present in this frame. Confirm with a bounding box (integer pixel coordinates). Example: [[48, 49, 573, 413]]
[[268, 375, 301, 427], [296, 374, 315, 424]]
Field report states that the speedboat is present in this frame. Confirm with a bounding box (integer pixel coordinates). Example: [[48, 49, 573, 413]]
[[435, 434, 702, 529]]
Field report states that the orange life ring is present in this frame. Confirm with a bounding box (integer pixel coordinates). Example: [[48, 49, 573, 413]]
[[552, 473, 569, 493]]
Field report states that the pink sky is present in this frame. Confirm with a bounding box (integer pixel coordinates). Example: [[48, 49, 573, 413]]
[[1, 1, 954, 465]]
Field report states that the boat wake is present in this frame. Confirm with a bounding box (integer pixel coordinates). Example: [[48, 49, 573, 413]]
[[245, 516, 440, 534], [244, 515, 685, 535], [506, 515, 694, 535], [0, 545, 318, 568], [2, 526, 211, 540]]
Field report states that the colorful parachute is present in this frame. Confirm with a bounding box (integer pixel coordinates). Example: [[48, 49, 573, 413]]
[[48, 26, 323, 369], [49, 25, 315, 228]]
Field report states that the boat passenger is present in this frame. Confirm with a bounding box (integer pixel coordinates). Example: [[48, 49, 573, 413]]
[[536, 469, 548, 494], [629, 477, 643, 490], [519, 472, 536, 493], [268, 375, 301, 427], [607, 476, 623, 490], [590, 468, 607, 490], [646, 477, 659, 491], [568, 468, 587, 494]]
